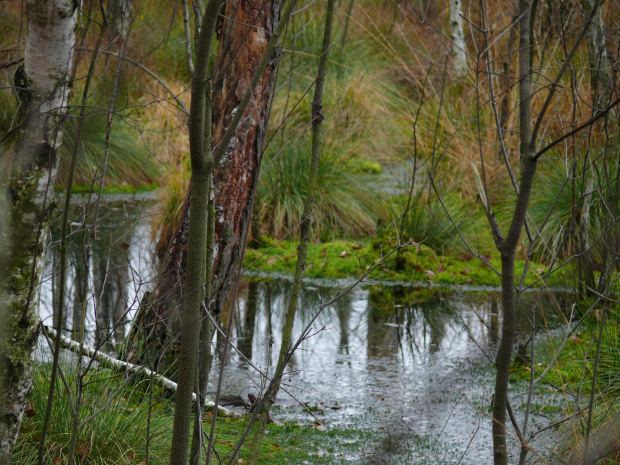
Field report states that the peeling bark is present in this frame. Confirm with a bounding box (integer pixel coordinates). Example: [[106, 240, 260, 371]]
[[0, 0, 77, 461], [130, 0, 283, 371]]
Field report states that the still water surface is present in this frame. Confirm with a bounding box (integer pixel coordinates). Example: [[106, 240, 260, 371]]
[[39, 195, 568, 464]]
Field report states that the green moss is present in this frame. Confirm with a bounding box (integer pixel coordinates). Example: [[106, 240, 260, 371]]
[[54, 182, 160, 195], [348, 159, 383, 174], [244, 238, 571, 287]]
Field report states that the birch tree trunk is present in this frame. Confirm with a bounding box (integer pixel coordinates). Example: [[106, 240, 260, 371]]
[[107, 0, 133, 44], [577, 0, 612, 295], [0, 0, 77, 461], [581, 0, 611, 110], [449, 0, 468, 76]]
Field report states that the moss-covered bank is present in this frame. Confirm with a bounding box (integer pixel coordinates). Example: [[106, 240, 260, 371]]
[[244, 238, 572, 288]]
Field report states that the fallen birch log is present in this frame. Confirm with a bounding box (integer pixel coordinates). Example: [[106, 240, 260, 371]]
[[43, 326, 241, 418]]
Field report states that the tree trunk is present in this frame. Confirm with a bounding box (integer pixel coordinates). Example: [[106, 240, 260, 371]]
[[0, 0, 77, 461], [581, 0, 611, 110], [449, 0, 468, 76], [577, 0, 611, 295], [240, 280, 259, 360], [168, 1, 222, 461], [493, 2, 535, 464], [107, 0, 133, 44], [129, 0, 284, 370]]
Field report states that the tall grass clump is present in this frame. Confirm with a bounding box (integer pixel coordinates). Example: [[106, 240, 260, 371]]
[[396, 191, 492, 256], [256, 7, 415, 241], [258, 141, 387, 241], [521, 153, 620, 266], [58, 105, 162, 189], [14, 361, 174, 464]]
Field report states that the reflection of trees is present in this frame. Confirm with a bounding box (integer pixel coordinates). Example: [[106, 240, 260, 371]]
[[366, 287, 400, 359], [48, 240, 68, 336], [334, 295, 351, 356], [255, 279, 352, 366], [240, 280, 259, 361], [93, 231, 130, 351], [416, 296, 453, 355], [71, 228, 87, 342], [366, 286, 461, 359], [264, 281, 274, 367], [232, 278, 571, 382], [48, 200, 140, 351], [488, 298, 500, 346]]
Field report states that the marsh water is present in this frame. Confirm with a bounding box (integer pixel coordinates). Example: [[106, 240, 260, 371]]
[[39, 194, 571, 464]]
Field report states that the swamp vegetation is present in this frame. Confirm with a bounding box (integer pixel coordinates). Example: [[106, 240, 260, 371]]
[[1, 0, 620, 464]]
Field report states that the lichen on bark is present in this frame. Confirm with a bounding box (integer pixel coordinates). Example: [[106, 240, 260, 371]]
[[0, 0, 78, 462]]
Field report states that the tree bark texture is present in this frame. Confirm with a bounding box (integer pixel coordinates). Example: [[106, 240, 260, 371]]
[[130, 0, 283, 370], [0, 0, 77, 461], [168, 0, 222, 462], [449, 0, 468, 76], [492, 1, 535, 464], [581, 0, 611, 109]]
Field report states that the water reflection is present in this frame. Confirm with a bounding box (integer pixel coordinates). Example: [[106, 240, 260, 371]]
[[213, 278, 569, 464], [41, 194, 155, 351], [38, 196, 570, 463]]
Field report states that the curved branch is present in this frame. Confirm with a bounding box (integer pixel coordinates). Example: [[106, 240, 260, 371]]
[[77, 47, 189, 115]]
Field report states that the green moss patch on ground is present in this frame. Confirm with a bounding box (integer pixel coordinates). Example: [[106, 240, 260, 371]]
[[55, 182, 160, 195], [244, 238, 570, 288]]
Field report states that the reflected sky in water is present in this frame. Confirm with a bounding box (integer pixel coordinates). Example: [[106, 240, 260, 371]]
[[214, 279, 568, 464], [38, 195, 570, 464]]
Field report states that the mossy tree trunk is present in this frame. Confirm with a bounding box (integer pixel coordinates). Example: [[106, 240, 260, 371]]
[[168, 2, 222, 462], [0, 0, 77, 462]]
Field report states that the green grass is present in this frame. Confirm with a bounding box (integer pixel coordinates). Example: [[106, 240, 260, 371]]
[[507, 302, 620, 390], [505, 303, 620, 461], [15, 363, 173, 464], [15, 362, 376, 465]]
